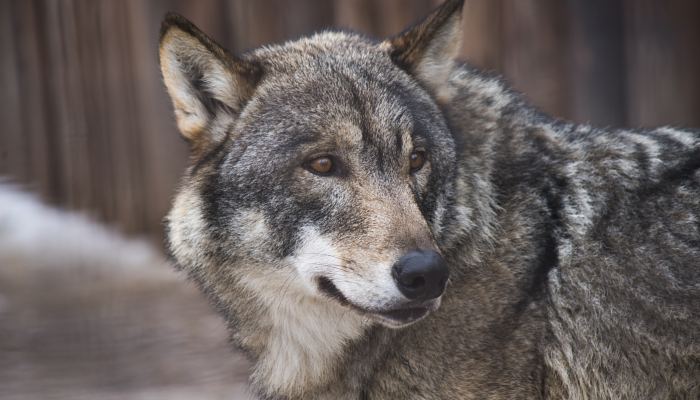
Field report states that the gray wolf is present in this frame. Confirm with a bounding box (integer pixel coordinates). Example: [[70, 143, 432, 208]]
[[159, 1, 700, 398]]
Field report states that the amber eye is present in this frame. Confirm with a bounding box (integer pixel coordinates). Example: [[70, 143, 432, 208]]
[[409, 150, 426, 172], [306, 156, 335, 175]]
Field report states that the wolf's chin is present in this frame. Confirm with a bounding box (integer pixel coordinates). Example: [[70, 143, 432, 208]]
[[316, 276, 441, 328]]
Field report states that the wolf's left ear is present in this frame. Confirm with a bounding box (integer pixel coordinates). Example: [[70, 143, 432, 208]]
[[159, 13, 261, 149], [383, 0, 464, 99]]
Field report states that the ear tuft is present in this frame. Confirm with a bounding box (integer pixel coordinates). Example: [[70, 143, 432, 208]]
[[384, 0, 464, 100], [159, 13, 261, 148]]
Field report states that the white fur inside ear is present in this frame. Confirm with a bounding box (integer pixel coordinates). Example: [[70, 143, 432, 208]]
[[159, 30, 239, 141], [161, 54, 209, 139], [414, 14, 462, 102]]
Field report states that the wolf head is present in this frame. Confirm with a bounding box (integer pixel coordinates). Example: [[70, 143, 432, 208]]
[[161, 0, 464, 330]]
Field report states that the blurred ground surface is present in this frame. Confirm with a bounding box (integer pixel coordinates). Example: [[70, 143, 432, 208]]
[[0, 186, 253, 400]]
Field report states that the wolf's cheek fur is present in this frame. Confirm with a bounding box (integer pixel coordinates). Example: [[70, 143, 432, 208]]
[[287, 226, 406, 310], [233, 240, 368, 398], [285, 225, 342, 295], [167, 187, 369, 396], [166, 185, 209, 270]]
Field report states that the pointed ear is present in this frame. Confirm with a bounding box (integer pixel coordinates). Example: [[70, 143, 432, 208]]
[[159, 13, 261, 148], [383, 0, 464, 98]]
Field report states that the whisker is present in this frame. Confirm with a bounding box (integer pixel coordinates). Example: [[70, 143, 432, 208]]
[[298, 252, 356, 264]]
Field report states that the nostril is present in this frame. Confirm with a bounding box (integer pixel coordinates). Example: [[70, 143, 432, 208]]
[[406, 275, 425, 289]]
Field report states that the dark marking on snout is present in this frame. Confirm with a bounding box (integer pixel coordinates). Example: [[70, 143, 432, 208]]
[[391, 250, 449, 301], [317, 276, 350, 306]]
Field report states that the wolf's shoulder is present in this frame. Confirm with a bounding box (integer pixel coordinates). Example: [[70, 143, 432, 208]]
[[540, 126, 700, 398]]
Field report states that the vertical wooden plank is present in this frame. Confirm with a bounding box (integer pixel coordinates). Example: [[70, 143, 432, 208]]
[[372, 0, 435, 37], [567, 0, 626, 126], [624, 0, 700, 128], [229, 0, 286, 47], [333, 0, 379, 35], [333, 0, 434, 38], [65, 0, 114, 221], [501, 0, 571, 119], [42, 0, 96, 212], [460, 0, 503, 71], [0, 1, 27, 185], [4, 0, 57, 201], [95, 0, 147, 232], [124, 0, 189, 241], [224, 0, 334, 50], [280, 0, 336, 39], [32, 0, 74, 205]]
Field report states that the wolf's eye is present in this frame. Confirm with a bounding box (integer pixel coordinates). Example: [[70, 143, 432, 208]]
[[409, 150, 426, 173], [305, 156, 335, 176]]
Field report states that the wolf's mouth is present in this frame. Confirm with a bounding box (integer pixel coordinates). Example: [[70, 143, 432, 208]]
[[376, 307, 430, 323], [316, 276, 434, 327], [317, 276, 351, 306]]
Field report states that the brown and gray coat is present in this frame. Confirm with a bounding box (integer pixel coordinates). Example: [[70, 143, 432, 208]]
[[160, 1, 700, 398]]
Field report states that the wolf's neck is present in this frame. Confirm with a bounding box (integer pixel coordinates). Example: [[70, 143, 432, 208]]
[[237, 272, 368, 398]]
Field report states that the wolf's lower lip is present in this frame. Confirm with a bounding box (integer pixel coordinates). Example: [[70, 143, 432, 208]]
[[316, 276, 433, 325], [377, 307, 429, 323]]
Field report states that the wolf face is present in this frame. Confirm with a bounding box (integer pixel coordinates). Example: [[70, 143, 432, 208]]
[[161, 2, 465, 332]]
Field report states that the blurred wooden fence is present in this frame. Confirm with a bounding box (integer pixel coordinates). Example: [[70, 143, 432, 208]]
[[1, 0, 699, 242]]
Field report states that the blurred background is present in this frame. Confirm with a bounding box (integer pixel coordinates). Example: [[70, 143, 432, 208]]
[[0, 1, 699, 399], [1, 0, 699, 242]]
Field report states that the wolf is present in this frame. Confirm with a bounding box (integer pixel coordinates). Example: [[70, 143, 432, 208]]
[[159, 0, 700, 398]]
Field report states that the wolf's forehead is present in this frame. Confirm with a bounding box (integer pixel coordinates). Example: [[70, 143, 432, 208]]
[[251, 62, 417, 145]]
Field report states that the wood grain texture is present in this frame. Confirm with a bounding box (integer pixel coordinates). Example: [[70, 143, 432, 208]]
[[624, 0, 700, 128], [0, 0, 698, 240]]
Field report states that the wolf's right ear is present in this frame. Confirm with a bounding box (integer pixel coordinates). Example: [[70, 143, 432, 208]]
[[159, 13, 261, 148], [383, 0, 464, 101]]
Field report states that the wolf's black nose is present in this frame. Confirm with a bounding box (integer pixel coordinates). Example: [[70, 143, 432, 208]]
[[392, 250, 449, 301]]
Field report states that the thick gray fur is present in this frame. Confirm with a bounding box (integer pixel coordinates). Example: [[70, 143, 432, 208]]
[[159, 1, 700, 398]]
